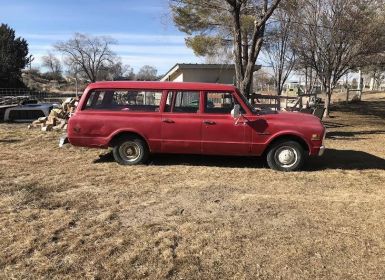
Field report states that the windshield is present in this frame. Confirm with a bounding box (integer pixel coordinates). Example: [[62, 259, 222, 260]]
[[235, 89, 254, 113]]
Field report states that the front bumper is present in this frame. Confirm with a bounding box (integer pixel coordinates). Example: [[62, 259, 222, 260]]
[[318, 145, 326, 156]]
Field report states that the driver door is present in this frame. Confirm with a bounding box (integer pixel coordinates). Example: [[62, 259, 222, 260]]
[[201, 91, 251, 156]]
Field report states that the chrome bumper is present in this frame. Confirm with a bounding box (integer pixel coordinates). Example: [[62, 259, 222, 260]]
[[318, 145, 326, 156]]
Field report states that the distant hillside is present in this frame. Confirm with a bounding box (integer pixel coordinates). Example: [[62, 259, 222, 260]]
[[21, 70, 87, 93]]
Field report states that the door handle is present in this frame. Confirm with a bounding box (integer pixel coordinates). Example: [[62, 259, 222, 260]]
[[203, 120, 216, 125], [162, 119, 174, 123]]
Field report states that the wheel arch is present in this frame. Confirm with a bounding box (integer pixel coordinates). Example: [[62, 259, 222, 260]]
[[263, 133, 311, 156], [108, 130, 149, 150]]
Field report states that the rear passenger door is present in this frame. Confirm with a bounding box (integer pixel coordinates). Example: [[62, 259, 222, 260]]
[[201, 91, 250, 156], [161, 91, 203, 154]]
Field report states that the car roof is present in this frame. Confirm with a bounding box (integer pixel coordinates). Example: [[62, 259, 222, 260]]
[[86, 81, 237, 92]]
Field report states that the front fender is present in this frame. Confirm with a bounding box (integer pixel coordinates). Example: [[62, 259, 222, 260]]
[[264, 131, 312, 155]]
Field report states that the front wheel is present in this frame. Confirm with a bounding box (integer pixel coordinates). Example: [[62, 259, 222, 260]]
[[112, 137, 149, 165], [266, 140, 306, 172]]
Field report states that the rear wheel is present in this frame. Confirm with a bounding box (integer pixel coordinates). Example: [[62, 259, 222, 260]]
[[266, 140, 305, 171], [112, 137, 149, 165]]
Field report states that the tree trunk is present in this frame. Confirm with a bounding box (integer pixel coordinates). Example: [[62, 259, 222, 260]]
[[358, 69, 363, 100], [324, 89, 331, 117], [276, 83, 282, 111], [228, 0, 280, 100], [239, 71, 254, 99], [309, 69, 313, 94], [230, 6, 244, 94], [304, 67, 308, 94]]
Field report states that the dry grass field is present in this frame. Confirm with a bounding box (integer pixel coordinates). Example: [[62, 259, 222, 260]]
[[1, 92, 385, 279]]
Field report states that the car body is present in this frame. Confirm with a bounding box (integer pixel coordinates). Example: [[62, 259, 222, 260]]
[[4, 103, 57, 122], [67, 81, 326, 171]]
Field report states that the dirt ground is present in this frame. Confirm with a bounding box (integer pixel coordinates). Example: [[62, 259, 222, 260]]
[[1, 92, 385, 280]]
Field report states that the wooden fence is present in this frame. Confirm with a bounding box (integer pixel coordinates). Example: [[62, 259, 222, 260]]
[[253, 92, 325, 119], [254, 93, 319, 111]]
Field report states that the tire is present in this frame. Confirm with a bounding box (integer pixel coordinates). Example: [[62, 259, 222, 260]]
[[266, 140, 306, 172], [112, 137, 149, 165]]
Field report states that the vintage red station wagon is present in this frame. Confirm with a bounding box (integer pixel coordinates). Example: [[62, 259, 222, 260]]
[[67, 81, 326, 171]]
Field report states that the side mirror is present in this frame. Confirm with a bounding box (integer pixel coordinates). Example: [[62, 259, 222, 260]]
[[231, 104, 240, 119]]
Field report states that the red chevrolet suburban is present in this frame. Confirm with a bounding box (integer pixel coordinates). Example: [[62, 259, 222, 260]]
[[67, 81, 325, 171]]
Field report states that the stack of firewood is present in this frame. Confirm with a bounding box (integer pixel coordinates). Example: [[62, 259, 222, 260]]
[[28, 98, 78, 131]]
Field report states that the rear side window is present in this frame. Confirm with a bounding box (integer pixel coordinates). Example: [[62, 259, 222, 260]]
[[84, 90, 162, 112], [165, 91, 200, 113]]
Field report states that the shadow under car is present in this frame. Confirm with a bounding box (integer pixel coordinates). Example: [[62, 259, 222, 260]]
[[94, 149, 385, 171]]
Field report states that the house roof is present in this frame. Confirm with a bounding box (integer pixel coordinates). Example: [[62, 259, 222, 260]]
[[161, 63, 261, 81]]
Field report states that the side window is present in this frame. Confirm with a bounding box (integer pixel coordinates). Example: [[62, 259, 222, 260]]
[[85, 91, 105, 109], [165, 91, 200, 113], [83, 90, 162, 112], [205, 92, 236, 114]]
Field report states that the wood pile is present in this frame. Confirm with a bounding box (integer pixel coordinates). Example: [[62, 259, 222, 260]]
[[28, 98, 78, 131]]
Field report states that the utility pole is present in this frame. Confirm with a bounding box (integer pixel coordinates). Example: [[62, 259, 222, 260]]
[[75, 74, 78, 98], [28, 55, 35, 70]]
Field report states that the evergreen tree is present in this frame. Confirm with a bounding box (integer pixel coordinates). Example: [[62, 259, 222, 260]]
[[0, 23, 30, 88]]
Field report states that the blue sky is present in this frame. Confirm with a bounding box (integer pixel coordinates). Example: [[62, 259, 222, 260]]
[[0, 0, 201, 74]]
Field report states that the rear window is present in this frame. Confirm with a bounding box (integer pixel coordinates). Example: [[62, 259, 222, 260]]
[[84, 90, 162, 112]]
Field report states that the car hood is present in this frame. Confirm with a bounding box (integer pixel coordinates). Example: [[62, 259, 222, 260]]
[[266, 111, 321, 123]]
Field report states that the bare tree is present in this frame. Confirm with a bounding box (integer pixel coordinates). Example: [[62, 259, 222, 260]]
[[171, 0, 282, 98], [365, 66, 385, 90], [300, 67, 319, 95], [98, 61, 136, 81], [253, 68, 276, 92], [55, 33, 118, 82], [362, 52, 385, 90], [111, 63, 135, 81], [263, 2, 298, 98], [293, 0, 385, 116], [41, 52, 62, 79], [370, 69, 385, 91], [64, 61, 83, 96], [136, 65, 158, 81]]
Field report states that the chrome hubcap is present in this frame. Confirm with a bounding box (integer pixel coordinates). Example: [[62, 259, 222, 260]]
[[119, 142, 141, 162], [275, 146, 298, 168]]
